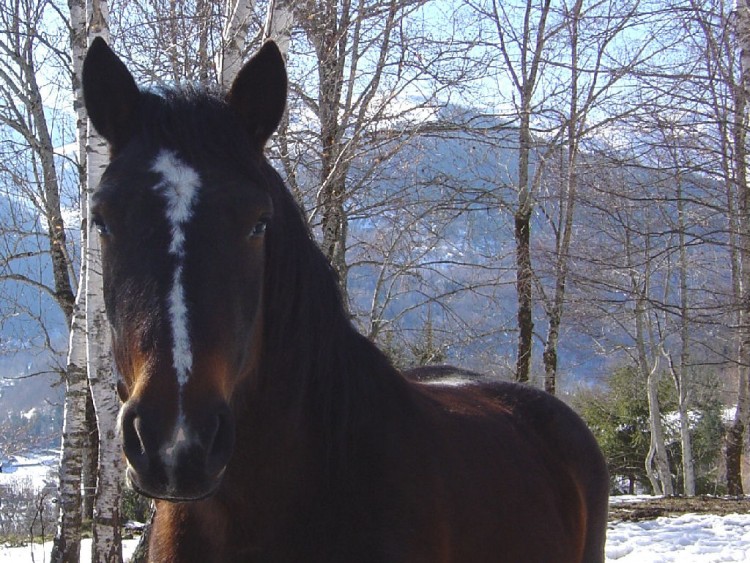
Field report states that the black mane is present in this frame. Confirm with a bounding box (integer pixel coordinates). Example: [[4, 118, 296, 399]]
[[259, 151, 403, 469]]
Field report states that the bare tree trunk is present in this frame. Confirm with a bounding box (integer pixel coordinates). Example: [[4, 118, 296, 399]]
[[541, 0, 584, 395], [668, 354, 695, 496], [196, 0, 213, 83], [310, 0, 350, 293], [635, 291, 669, 494], [642, 353, 673, 496], [51, 293, 87, 563], [674, 176, 696, 496], [491, 0, 552, 384], [515, 102, 534, 382], [514, 206, 533, 384], [82, 390, 99, 521], [52, 0, 89, 559], [86, 3, 124, 561], [541, 145, 576, 395], [629, 221, 673, 496], [263, 0, 296, 56], [22, 50, 77, 322], [220, 0, 255, 86], [727, 0, 750, 496]]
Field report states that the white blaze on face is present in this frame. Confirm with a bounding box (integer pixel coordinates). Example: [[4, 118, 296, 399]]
[[151, 150, 200, 389]]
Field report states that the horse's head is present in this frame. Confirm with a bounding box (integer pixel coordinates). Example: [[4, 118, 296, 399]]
[[82, 38, 287, 501]]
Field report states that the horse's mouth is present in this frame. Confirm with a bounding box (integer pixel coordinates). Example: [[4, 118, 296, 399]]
[[126, 464, 225, 503]]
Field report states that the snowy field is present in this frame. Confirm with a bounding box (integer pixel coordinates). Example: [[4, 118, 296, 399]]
[[0, 453, 57, 489], [2, 458, 750, 562], [0, 539, 139, 563], [1, 513, 749, 562], [606, 512, 750, 562], [1, 510, 748, 562]]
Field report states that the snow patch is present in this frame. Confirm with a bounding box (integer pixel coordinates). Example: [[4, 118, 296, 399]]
[[605, 512, 750, 562]]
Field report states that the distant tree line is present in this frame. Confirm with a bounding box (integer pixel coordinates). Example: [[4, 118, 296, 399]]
[[576, 364, 726, 495]]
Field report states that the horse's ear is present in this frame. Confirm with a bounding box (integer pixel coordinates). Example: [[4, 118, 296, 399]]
[[82, 37, 140, 153], [227, 41, 287, 151]]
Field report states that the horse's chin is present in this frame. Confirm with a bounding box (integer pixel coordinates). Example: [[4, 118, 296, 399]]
[[126, 465, 224, 503]]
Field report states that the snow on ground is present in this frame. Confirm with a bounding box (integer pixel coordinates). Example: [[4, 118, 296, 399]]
[[0, 512, 748, 562], [609, 494, 659, 505], [0, 453, 57, 490], [0, 538, 139, 563], [2, 466, 750, 563], [606, 512, 750, 562]]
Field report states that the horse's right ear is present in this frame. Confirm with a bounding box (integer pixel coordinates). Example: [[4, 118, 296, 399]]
[[82, 37, 140, 153], [227, 41, 287, 151]]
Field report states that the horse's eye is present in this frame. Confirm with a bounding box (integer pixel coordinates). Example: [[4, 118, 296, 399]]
[[249, 218, 268, 238], [92, 215, 110, 236]]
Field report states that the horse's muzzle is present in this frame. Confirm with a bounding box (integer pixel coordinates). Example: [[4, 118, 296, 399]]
[[119, 400, 235, 501]]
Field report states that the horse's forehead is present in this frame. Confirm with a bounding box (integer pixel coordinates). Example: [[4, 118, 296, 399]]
[[150, 150, 201, 228]]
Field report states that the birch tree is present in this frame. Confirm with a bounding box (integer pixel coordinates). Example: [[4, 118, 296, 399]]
[[263, 0, 296, 56], [54, 0, 125, 559], [576, 165, 676, 495], [221, 0, 256, 85], [83, 2, 125, 559], [52, 271, 88, 563], [649, 124, 699, 496], [644, 0, 750, 497], [0, 1, 87, 560], [627, 202, 675, 496], [652, 121, 698, 496]]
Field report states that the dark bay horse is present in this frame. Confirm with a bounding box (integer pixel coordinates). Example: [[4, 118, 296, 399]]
[[82, 37, 608, 562]]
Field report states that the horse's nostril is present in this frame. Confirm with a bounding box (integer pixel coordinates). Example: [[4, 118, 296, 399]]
[[206, 408, 235, 476], [117, 380, 130, 402], [121, 405, 149, 473]]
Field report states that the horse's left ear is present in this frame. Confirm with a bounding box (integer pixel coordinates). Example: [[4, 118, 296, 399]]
[[82, 37, 140, 153], [227, 41, 288, 151]]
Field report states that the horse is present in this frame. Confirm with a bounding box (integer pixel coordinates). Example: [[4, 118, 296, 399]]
[[81, 37, 609, 562]]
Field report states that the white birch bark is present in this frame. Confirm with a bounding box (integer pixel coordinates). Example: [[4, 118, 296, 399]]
[[644, 365, 673, 496], [667, 353, 695, 496], [635, 292, 671, 495], [51, 291, 87, 563], [52, 0, 90, 559], [263, 0, 295, 58], [628, 225, 673, 496], [85, 214, 123, 563], [86, 2, 124, 561], [220, 0, 256, 86]]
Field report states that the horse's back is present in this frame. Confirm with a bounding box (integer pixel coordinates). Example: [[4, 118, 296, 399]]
[[401, 377, 608, 563]]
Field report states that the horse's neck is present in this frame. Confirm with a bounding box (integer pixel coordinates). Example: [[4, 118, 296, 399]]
[[240, 323, 402, 488]]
